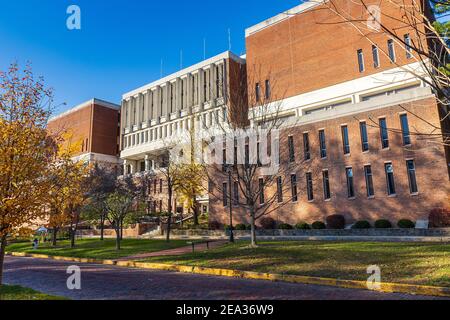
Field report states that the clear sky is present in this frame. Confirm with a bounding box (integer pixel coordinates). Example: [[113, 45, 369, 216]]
[[0, 0, 302, 116]]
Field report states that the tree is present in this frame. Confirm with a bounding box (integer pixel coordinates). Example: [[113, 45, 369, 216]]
[[0, 63, 56, 285]]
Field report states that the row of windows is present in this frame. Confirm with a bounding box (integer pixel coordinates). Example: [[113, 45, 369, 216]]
[[357, 34, 412, 73], [255, 79, 271, 102]]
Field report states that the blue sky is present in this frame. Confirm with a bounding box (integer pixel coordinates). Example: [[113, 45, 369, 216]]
[[0, 0, 301, 115]]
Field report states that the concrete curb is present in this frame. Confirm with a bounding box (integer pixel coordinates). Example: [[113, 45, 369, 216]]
[[6, 251, 450, 298]]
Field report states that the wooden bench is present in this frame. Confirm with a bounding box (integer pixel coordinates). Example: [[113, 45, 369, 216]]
[[187, 240, 212, 253]]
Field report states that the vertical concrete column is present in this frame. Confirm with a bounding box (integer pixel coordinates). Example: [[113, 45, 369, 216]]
[[155, 86, 161, 120], [176, 78, 182, 113], [199, 69, 205, 105], [145, 155, 150, 172], [165, 82, 171, 117], [144, 90, 150, 123], [135, 95, 141, 127], [129, 98, 134, 127], [210, 63, 217, 101], [186, 74, 192, 109], [123, 160, 128, 175], [121, 100, 126, 132]]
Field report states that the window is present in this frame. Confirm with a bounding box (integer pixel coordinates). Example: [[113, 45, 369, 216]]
[[406, 160, 418, 194], [222, 148, 227, 172], [233, 181, 239, 205], [265, 79, 271, 99], [404, 34, 412, 58], [160, 179, 163, 193], [259, 178, 265, 205], [140, 161, 145, 172], [400, 114, 411, 146], [360, 122, 369, 152], [159, 200, 163, 213], [245, 144, 250, 167], [372, 45, 380, 68], [364, 165, 375, 197], [277, 176, 283, 203], [323, 170, 331, 200], [357, 49, 365, 72], [346, 168, 355, 198], [379, 118, 389, 149], [319, 130, 327, 158], [385, 163, 396, 195], [154, 179, 157, 194], [288, 136, 295, 163], [388, 39, 396, 62], [255, 83, 261, 102], [341, 125, 350, 155], [303, 133, 311, 160], [291, 174, 298, 202], [306, 172, 314, 201], [223, 182, 228, 207]]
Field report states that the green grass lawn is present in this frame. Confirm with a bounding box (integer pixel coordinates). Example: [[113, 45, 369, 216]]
[[141, 241, 450, 287], [0, 285, 67, 300], [6, 238, 191, 260]]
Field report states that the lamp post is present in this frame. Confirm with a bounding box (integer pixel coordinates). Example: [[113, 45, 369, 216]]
[[227, 165, 234, 243]]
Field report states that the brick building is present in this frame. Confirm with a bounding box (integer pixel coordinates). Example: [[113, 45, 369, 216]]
[[48, 98, 121, 167]]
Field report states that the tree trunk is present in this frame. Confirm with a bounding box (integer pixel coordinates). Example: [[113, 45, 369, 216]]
[[166, 215, 172, 243], [100, 214, 105, 241], [120, 219, 124, 241], [70, 229, 75, 248], [0, 234, 7, 285], [52, 228, 58, 246], [250, 208, 257, 247], [166, 185, 173, 242], [193, 201, 199, 227], [115, 228, 121, 251]]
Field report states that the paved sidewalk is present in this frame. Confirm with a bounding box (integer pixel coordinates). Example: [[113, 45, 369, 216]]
[[115, 240, 228, 261], [153, 236, 450, 242]]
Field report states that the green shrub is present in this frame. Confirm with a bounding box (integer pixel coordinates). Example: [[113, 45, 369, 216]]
[[246, 224, 252, 231], [326, 215, 346, 229], [398, 219, 415, 229], [278, 223, 294, 230], [374, 219, 392, 229], [312, 221, 326, 230], [260, 217, 277, 230], [235, 224, 247, 231], [352, 221, 372, 229], [295, 222, 311, 230]]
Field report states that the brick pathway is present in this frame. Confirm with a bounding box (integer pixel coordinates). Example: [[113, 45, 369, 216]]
[[115, 240, 228, 261]]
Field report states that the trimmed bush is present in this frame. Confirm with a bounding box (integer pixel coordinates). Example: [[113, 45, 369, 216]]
[[398, 219, 415, 229], [260, 217, 277, 230], [235, 224, 247, 231], [209, 221, 222, 230], [295, 222, 311, 230], [312, 221, 326, 230], [429, 208, 450, 228], [375, 219, 392, 229], [326, 215, 346, 229], [278, 223, 294, 230], [246, 224, 252, 231], [351, 221, 372, 229]]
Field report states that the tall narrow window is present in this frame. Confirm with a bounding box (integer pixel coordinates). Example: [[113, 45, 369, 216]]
[[404, 34, 412, 58], [154, 179, 157, 194], [341, 125, 350, 155], [406, 160, 418, 194], [323, 170, 331, 200], [288, 136, 295, 163], [160, 179, 163, 193], [385, 163, 396, 195], [306, 172, 314, 201], [222, 148, 227, 172], [277, 176, 283, 203], [357, 49, 365, 72], [255, 83, 261, 102], [319, 130, 327, 158], [346, 167, 355, 198], [291, 174, 298, 202], [259, 178, 265, 205], [223, 182, 228, 207], [265, 79, 271, 99], [233, 181, 239, 205], [379, 118, 389, 149], [364, 165, 375, 197], [400, 114, 411, 146], [387, 39, 396, 62], [303, 133, 311, 160], [372, 45, 380, 68], [360, 122, 369, 152]]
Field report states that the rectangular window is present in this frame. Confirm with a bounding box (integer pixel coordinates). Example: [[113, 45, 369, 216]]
[[379, 118, 389, 149], [306, 172, 314, 201], [372, 45, 380, 68], [265, 79, 271, 99], [140, 161, 145, 172], [385, 163, 396, 195], [357, 49, 365, 72], [400, 114, 411, 146], [360, 122, 369, 152], [323, 170, 331, 200], [160, 179, 163, 193], [404, 34, 412, 58], [259, 178, 265, 205], [255, 83, 261, 102], [291, 174, 298, 202], [277, 176, 283, 203], [222, 148, 227, 172], [154, 179, 157, 194], [288, 136, 295, 163], [303, 133, 311, 160], [341, 125, 350, 155], [233, 181, 239, 205], [364, 165, 375, 197], [388, 39, 396, 62], [346, 167, 355, 198], [223, 182, 228, 207], [319, 130, 327, 158], [406, 160, 418, 194]]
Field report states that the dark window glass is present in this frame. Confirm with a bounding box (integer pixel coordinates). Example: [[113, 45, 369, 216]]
[[341, 126, 350, 155], [379, 118, 389, 149], [160, 179, 163, 193], [404, 34, 412, 58], [385, 163, 396, 195], [319, 130, 327, 158], [233, 181, 239, 205], [303, 133, 311, 160], [400, 114, 411, 146], [140, 161, 145, 172], [364, 165, 375, 197], [222, 148, 227, 172], [306, 172, 314, 201], [255, 83, 261, 102], [259, 178, 265, 205], [277, 176, 283, 203], [291, 174, 298, 202], [265, 79, 271, 99], [357, 49, 365, 72], [388, 39, 396, 62], [360, 122, 369, 152], [223, 182, 228, 207], [245, 144, 249, 167], [406, 160, 418, 194], [372, 45, 380, 68], [346, 168, 355, 198], [288, 136, 295, 163], [323, 170, 331, 200]]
